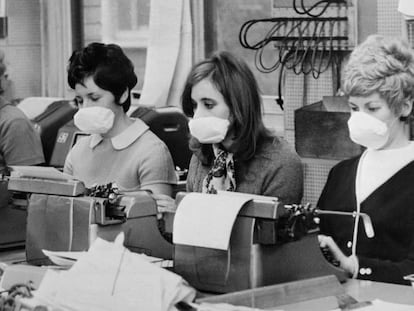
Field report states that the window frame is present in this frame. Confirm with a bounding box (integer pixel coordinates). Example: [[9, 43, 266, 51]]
[[101, 0, 150, 48]]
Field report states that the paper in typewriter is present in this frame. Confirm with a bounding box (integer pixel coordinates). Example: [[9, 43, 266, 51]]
[[173, 192, 252, 250], [9, 166, 75, 181]]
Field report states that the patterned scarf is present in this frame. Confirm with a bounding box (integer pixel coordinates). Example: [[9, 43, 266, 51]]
[[202, 145, 236, 194]]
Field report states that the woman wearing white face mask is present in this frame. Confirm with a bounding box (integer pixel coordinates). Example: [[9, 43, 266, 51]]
[[184, 51, 303, 202], [64, 43, 177, 196], [317, 35, 414, 285], [155, 51, 303, 211]]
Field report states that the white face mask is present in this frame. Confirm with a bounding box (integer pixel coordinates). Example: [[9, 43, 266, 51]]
[[188, 116, 230, 144], [399, 0, 414, 20], [347, 111, 393, 150], [74, 106, 115, 134]]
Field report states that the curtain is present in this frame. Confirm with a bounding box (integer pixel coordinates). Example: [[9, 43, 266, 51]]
[[139, 0, 193, 108], [40, 0, 72, 98]]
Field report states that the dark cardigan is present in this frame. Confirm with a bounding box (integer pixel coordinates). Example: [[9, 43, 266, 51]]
[[318, 156, 414, 285]]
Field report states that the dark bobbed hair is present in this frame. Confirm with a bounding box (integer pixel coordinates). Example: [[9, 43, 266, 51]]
[[182, 51, 272, 164], [67, 42, 137, 112]]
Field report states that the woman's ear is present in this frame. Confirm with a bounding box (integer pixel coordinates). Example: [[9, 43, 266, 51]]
[[119, 88, 129, 105], [401, 99, 413, 118]]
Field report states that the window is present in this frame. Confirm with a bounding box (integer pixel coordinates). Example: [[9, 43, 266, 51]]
[[101, 0, 150, 48]]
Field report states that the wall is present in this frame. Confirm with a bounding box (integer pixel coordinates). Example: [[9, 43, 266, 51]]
[[283, 0, 402, 205], [214, 0, 278, 96], [212, 0, 284, 135], [81, 0, 282, 109], [212, 0, 404, 205], [0, 0, 42, 99], [83, 0, 146, 91]]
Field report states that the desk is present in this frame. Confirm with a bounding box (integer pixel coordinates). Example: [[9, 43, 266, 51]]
[[344, 279, 414, 304], [0, 248, 26, 265], [1, 250, 413, 311], [198, 276, 414, 310], [278, 280, 414, 310]]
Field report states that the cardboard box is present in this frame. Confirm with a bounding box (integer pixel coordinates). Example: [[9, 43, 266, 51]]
[[294, 96, 363, 160]]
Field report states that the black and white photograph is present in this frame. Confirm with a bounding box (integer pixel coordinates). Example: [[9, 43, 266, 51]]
[[0, 0, 414, 310]]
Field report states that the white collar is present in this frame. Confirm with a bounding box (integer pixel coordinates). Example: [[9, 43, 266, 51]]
[[89, 118, 149, 150]]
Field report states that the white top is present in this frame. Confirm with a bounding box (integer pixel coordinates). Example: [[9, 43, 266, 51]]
[[358, 142, 414, 202]]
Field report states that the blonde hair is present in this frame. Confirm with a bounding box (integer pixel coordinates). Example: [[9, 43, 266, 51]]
[[343, 35, 414, 116]]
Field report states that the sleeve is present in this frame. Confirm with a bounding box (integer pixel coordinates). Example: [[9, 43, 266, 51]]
[[261, 150, 304, 204], [317, 160, 355, 237], [357, 249, 414, 285], [317, 167, 336, 235], [63, 149, 73, 175], [356, 200, 414, 285], [138, 140, 177, 187], [0, 118, 44, 166]]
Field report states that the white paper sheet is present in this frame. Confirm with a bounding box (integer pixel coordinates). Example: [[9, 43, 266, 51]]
[[9, 166, 75, 181], [398, 0, 414, 17], [42, 249, 173, 268], [34, 234, 195, 311], [332, 299, 414, 311], [195, 302, 270, 310], [217, 190, 279, 202], [173, 193, 252, 250], [42, 250, 85, 267]]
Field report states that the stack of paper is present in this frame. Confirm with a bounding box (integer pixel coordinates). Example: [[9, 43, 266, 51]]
[[33, 233, 195, 311]]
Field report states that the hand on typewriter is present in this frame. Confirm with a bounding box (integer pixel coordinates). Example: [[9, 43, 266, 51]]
[[152, 194, 176, 243], [318, 234, 358, 277], [152, 193, 177, 214], [86, 182, 120, 202]]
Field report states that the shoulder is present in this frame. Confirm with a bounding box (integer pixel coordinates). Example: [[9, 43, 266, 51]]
[[134, 129, 171, 154], [244, 136, 303, 180], [321, 156, 361, 192], [0, 108, 38, 140], [259, 136, 302, 166], [64, 135, 92, 171], [0, 105, 33, 127], [261, 136, 293, 153], [2, 104, 29, 119], [329, 155, 360, 175], [67, 135, 92, 157], [128, 130, 175, 169], [72, 135, 91, 148]]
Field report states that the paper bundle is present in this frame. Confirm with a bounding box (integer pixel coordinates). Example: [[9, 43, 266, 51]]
[[33, 233, 195, 311]]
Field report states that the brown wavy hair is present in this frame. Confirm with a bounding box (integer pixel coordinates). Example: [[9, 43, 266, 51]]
[[181, 51, 272, 165]]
